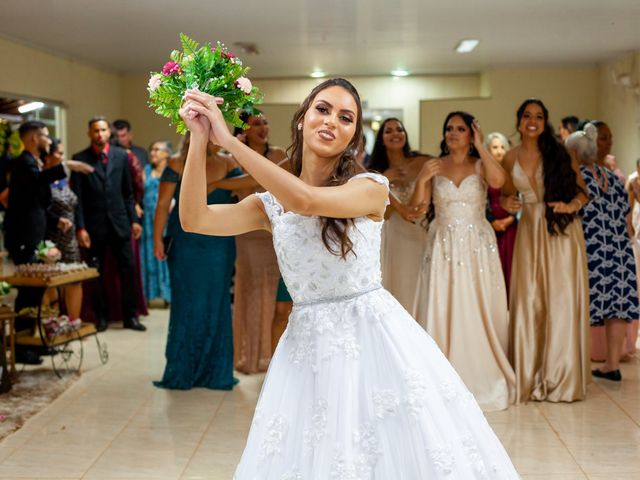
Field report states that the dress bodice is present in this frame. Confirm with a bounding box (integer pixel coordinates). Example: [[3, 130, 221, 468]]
[[432, 174, 487, 225], [389, 179, 416, 205], [512, 159, 543, 204], [256, 173, 389, 304]]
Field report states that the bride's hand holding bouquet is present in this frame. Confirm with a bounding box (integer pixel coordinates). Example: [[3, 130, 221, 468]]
[[182, 91, 235, 148]]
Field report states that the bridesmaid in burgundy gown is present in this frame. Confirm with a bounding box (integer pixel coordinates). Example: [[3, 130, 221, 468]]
[[485, 132, 517, 296]]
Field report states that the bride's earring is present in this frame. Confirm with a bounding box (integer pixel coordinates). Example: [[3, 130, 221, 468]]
[[297, 123, 302, 131]]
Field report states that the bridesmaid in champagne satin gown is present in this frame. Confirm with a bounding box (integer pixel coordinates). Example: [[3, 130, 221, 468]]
[[503, 99, 590, 403], [412, 112, 515, 411]]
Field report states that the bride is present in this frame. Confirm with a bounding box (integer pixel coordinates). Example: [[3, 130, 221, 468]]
[[180, 78, 519, 479]]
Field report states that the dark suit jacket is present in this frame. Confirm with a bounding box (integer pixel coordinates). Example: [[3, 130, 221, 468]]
[[4, 151, 66, 255], [71, 145, 138, 241]]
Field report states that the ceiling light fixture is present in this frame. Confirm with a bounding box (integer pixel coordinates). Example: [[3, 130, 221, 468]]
[[310, 70, 326, 78], [233, 41, 260, 55], [390, 69, 409, 77], [456, 39, 479, 53], [18, 101, 44, 114]]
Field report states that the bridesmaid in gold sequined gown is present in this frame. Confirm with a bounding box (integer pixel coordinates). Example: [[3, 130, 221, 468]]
[[411, 112, 515, 411], [368, 118, 432, 312], [502, 99, 590, 403]]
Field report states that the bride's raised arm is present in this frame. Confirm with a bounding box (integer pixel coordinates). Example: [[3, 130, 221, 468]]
[[183, 90, 388, 222], [177, 109, 269, 236]]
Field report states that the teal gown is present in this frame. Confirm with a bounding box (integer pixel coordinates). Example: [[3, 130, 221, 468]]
[[153, 166, 240, 390]]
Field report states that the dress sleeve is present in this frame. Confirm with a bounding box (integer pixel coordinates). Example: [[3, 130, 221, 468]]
[[348, 172, 390, 205], [160, 166, 180, 184], [255, 191, 284, 224]]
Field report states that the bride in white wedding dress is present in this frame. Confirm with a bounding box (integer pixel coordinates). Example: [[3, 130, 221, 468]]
[[179, 79, 520, 479]]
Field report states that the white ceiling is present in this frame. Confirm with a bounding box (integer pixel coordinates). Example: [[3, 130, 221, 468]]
[[2, 0, 640, 78]]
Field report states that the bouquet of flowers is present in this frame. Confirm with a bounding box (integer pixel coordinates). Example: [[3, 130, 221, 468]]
[[148, 33, 263, 134], [35, 240, 61, 264]]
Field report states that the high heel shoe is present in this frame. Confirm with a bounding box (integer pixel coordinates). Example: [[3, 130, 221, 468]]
[[592, 368, 622, 382]]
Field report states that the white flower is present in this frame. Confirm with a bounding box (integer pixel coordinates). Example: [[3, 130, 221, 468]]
[[236, 76, 252, 94], [147, 74, 163, 92]]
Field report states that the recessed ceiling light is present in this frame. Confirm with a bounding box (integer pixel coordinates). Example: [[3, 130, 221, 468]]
[[390, 69, 409, 77], [233, 41, 260, 55], [456, 39, 479, 53], [310, 70, 326, 78], [18, 101, 44, 113]]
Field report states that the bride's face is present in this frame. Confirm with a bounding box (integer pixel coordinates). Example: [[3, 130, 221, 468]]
[[302, 86, 357, 158]]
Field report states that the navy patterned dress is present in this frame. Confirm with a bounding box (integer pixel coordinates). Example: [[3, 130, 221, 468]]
[[580, 165, 640, 325]]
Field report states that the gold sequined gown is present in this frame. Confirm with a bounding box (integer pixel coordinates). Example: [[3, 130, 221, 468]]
[[509, 159, 590, 403], [413, 174, 515, 411], [380, 180, 427, 311]]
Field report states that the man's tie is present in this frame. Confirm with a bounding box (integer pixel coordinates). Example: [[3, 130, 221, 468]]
[[101, 151, 108, 165]]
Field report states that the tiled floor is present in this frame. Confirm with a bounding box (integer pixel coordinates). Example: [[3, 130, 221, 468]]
[[0, 308, 638, 479]]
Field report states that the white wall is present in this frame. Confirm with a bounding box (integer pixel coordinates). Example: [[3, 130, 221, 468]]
[[597, 52, 640, 175], [420, 67, 600, 154], [0, 36, 122, 155]]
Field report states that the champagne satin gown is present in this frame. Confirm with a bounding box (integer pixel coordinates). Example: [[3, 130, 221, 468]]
[[380, 180, 427, 312], [509, 159, 590, 403], [413, 173, 515, 411]]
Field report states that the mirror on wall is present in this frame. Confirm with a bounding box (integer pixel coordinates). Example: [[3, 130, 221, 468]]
[[0, 95, 65, 161], [362, 108, 403, 155]]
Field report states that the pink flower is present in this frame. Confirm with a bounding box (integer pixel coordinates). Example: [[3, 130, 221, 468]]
[[47, 248, 61, 259], [211, 47, 234, 60], [147, 74, 163, 92], [236, 77, 252, 94], [162, 61, 182, 76]]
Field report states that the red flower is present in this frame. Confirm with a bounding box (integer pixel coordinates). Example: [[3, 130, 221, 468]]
[[162, 61, 182, 76], [211, 47, 234, 60]]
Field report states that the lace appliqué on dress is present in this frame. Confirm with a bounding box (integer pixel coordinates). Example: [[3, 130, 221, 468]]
[[303, 399, 328, 454], [258, 414, 289, 462]]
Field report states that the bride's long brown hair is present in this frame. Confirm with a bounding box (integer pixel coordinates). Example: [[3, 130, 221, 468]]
[[286, 78, 363, 259]]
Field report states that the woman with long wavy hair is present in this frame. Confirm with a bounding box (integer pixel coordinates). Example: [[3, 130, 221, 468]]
[[501, 98, 590, 403], [369, 118, 432, 311], [179, 78, 518, 478], [410, 112, 515, 411]]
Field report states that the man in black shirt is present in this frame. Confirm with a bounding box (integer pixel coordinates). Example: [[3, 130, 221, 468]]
[[5, 121, 66, 292], [5, 121, 66, 364]]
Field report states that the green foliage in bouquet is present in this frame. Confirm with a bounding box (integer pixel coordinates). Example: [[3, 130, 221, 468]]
[[148, 33, 263, 135]]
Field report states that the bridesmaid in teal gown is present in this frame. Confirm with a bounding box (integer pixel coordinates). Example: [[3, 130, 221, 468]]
[[153, 138, 240, 390], [141, 141, 172, 304]]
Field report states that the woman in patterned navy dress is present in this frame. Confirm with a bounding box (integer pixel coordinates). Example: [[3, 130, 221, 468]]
[[566, 123, 640, 382]]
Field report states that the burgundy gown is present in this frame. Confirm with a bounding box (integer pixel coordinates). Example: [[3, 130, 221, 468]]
[[487, 186, 517, 296]]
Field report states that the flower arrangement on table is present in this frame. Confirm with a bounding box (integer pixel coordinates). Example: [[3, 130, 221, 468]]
[[35, 240, 61, 264], [148, 33, 263, 135], [42, 314, 82, 338]]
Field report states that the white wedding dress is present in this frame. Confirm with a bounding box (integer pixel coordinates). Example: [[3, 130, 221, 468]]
[[234, 173, 519, 479]]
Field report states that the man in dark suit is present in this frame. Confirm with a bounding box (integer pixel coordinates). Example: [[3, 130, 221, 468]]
[[5, 121, 66, 303], [112, 119, 149, 167], [5, 121, 66, 364], [71, 116, 145, 332]]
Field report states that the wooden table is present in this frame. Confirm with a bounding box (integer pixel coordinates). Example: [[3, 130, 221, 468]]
[[0, 305, 17, 381], [1, 268, 107, 377]]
